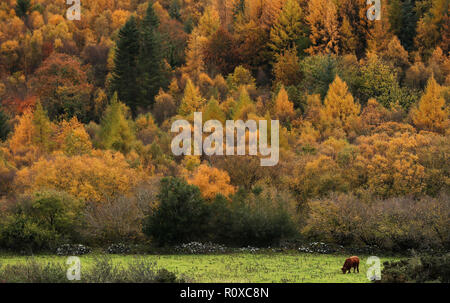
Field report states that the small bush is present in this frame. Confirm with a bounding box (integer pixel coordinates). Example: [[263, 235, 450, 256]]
[[212, 189, 299, 247], [79, 179, 159, 246], [143, 179, 299, 247], [154, 268, 181, 283], [304, 192, 450, 252], [83, 256, 185, 283], [0, 190, 83, 252], [143, 178, 211, 246], [380, 254, 450, 283], [0, 260, 67, 283], [0, 257, 185, 283]]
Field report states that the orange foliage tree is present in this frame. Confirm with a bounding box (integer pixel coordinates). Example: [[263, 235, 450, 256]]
[[188, 164, 236, 200], [14, 150, 146, 203]]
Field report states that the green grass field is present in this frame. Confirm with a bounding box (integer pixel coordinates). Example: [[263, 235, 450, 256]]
[[0, 253, 398, 283]]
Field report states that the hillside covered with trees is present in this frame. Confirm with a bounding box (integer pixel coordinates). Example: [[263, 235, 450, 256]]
[[0, 0, 449, 253]]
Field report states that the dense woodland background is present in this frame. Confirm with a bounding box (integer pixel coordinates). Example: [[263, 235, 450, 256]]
[[0, 0, 449, 253]]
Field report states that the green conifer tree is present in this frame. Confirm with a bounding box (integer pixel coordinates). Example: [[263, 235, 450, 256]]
[[138, 3, 169, 110], [111, 16, 140, 115], [15, 0, 31, 19], [0, 105, 11, 141]]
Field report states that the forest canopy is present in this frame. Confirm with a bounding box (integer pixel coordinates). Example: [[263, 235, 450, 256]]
[[0, 0, 449, 252]]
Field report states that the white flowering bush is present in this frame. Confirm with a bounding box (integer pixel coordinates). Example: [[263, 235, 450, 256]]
[[297, 242, 343, 254], [239, 246, 260, 254], [174, 242, 227, 254], [56, 244, 91, 256], [106, 243, 131, 254]]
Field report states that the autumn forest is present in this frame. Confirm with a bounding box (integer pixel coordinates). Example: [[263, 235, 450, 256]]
[[0, 0, 449, 256]]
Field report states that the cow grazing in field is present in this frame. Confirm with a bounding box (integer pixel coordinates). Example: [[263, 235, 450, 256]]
[[341, 256, 360, 274]]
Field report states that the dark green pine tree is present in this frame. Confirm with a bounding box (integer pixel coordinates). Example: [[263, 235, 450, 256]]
[[388, 0, 418, 51], [137, 3, 169, 110], [0, 105, 11, 141], [111, 15, 140, 115], [388, 0, 404, 37], [15, 0, 31, 19], [399, 0, 418, 50]]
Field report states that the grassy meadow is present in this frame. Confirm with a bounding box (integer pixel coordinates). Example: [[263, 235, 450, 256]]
[[0, 253, 398, 283]]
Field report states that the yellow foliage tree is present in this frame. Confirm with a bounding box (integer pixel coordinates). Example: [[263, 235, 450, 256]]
[[319, 75, 361, 137], [306, 0, 340, 55], [204, 97, 226, 123], [197, 6, 220, 37], [182, 29, 207, 82], [31, 101, 52, 152], [274, 86, 295, 125], [412, 76, 449, 134], [304, 94, 323, 128], [0, 152, 16, 195], [5, 103, 54, 168], [54, 117, 93, 156], [178, 78, 206, 116], [297, 154, 348, 200], [7, 109, 35, 160], [354, 131, 429, 197]]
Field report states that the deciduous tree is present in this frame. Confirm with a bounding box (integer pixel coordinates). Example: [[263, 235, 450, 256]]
[[274, 86, 295, 125], [188, 164, 236, 200], [14, 150, 144, 203], [178, 79, 206, 116], [306, 0, 340, 55], [412, 76, 449, 133], [31, 53, 93, 122]]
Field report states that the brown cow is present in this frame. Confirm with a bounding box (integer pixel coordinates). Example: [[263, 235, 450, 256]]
[[341, 256, 360, 274]]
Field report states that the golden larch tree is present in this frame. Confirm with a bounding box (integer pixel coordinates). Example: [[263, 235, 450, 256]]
[[274, 86, 295, 125], [319, 75, 361, 136], [306, 0, 340, 55], [182, 29, 207, 82], [179, 78, 206, 116], [412, 75, 449, 134]]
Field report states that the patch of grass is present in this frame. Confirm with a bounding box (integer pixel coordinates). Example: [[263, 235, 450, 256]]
[[0, 253, 398, 283]]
